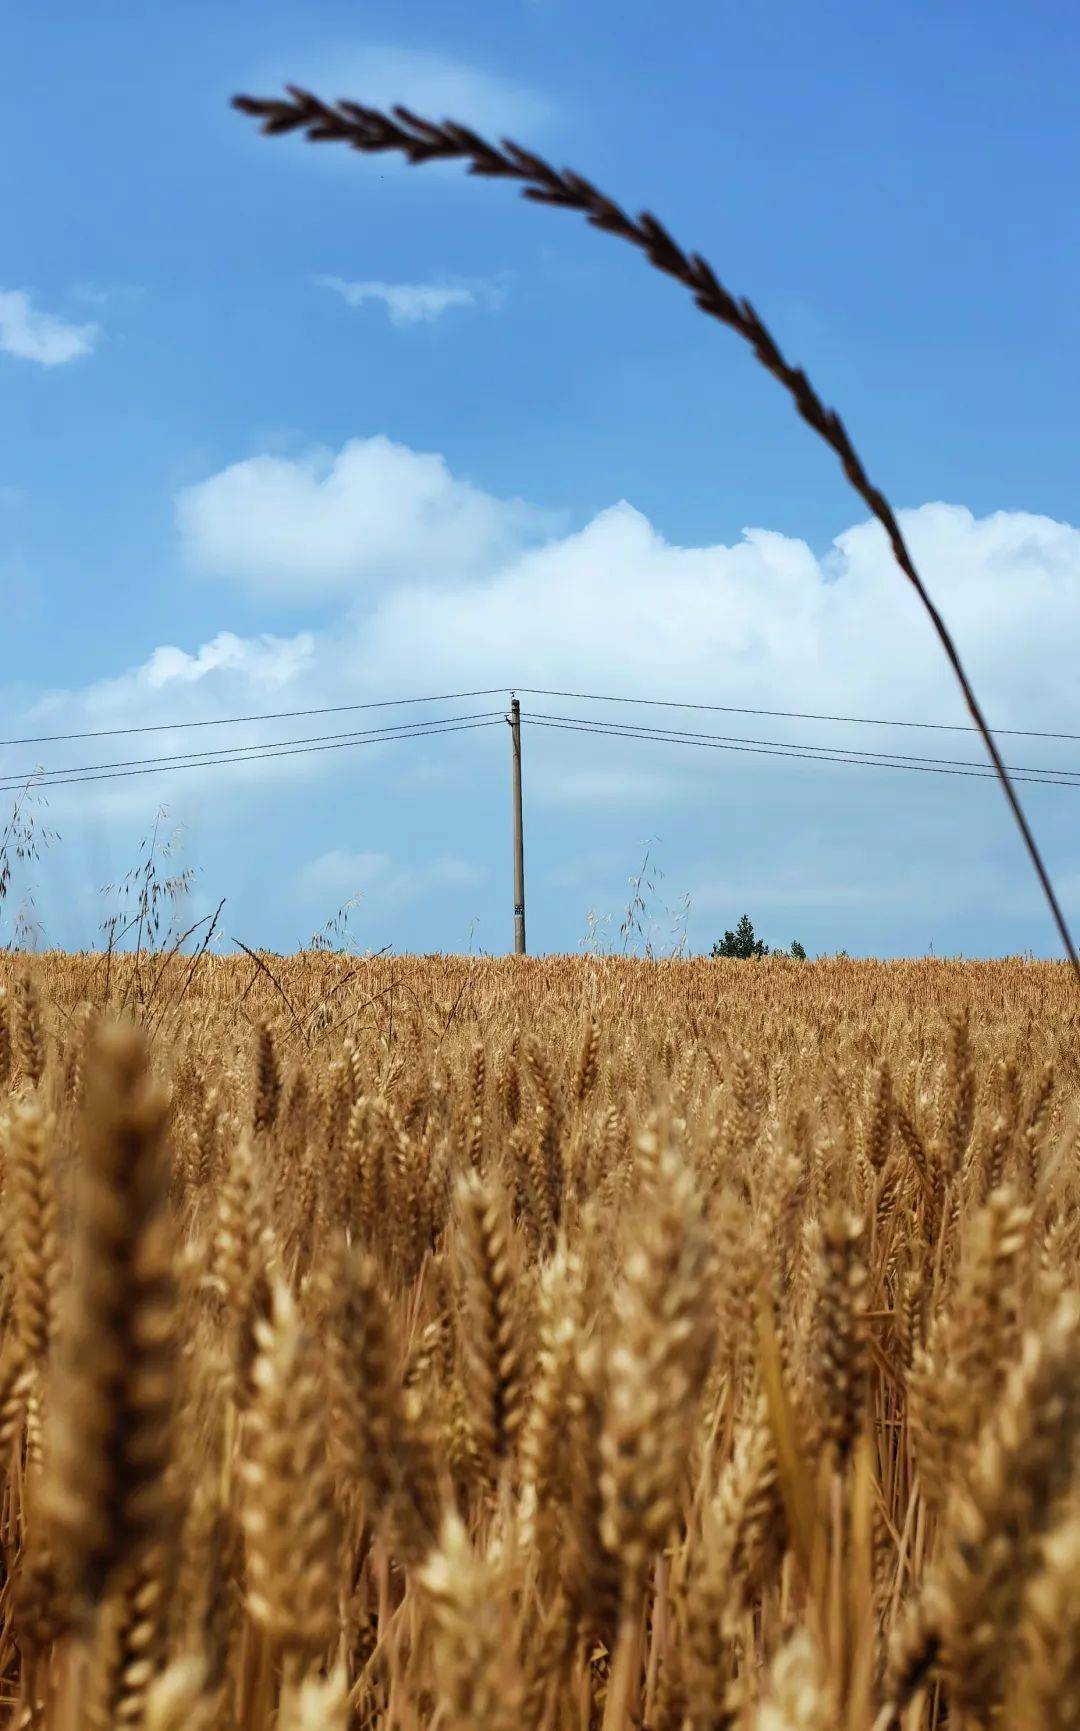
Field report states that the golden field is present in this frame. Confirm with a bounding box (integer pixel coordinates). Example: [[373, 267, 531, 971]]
[[0, 951, 1077, 1730]]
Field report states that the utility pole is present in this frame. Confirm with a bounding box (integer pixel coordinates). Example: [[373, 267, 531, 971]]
[[509, 696, 526, 955]]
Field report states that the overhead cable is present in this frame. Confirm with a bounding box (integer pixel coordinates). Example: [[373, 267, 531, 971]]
[[0, 710, 507, 788], [4, 681, 1077, 749], [0, 716, 502, 796], [523, 710, 1080, 782], [0, 688, 509, 749], [515, 686, 1080, 743], [524, 716, 1080, 789]]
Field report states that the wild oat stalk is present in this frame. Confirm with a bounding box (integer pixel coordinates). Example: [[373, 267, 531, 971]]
[[232, 85, 1080, 985]]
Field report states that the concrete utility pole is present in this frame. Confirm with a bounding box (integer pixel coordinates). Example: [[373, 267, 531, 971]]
[[509, 696, 526, 955]]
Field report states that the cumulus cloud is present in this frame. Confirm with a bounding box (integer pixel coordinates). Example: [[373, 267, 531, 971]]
[[687, 864, 928, 915], [4, 632, 319, 819], [356, 498, 1080, 744], [0, 289, 99, 366], [28, 630, 315, 726], [274, 46, 552, 142], [70, 283, 144, 308], [175, 435, 554, 598], [29, 472, 1080, 807], [313, 275, 504, 325], [530, 763, 696, 809], [299, 847, 483, 906], [10, 433, 1080, 952]]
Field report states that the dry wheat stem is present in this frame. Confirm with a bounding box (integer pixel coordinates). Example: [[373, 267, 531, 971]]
[[230, 85, 1080, 986]]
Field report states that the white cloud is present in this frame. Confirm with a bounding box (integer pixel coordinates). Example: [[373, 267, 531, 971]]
[[277, 45, 552, 141], [314, 275, 504, 326], [0, 290, 99, 366], [10, 432, 1080, 952], [175, 435, 555, 598], [356, 497, 1080, 747], [30, 467, 1080, 822], [299, 847, 483, 906], [688, 867, 926, 915], [531, 763, 695, 809], [7, 631, 319, 818], [299, 849, 391, 899], [70, 283, 144, 307], [29, 630, 315, 723]]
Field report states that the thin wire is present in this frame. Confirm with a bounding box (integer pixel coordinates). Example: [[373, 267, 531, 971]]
[[8, 699, 1080, 799], [0, 688, 509, 749], [524, 716, 1080, 788], [5, 679, 1078, 749], [1, 710, 507, 787], [516, 686, 1080, 742], [526, 714, 1079, 786], [7, 706, 1076, 799], [230, 90, 1080, 981], [0, 718, 503, 795], [524, 709, 1080, 781]]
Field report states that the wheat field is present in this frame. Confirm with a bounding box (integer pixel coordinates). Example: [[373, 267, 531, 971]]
[[0, 951, 1077, 1730]]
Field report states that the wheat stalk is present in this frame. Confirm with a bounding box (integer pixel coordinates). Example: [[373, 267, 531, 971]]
[[0, 952, 1077, 1727], [231, 85, 1079, 986]]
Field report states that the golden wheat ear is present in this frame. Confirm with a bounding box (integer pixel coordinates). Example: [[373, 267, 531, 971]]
[[323, 1243, 442, 1568], [239, 1278, 338, 1661], [921, 1294, 1080, 1721], [39, 1020, 178, 1611], [454, 1168, 529, 1487], [15, 972, 47, 1090]]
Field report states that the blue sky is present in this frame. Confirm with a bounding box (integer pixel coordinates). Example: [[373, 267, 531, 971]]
[[3, 0, 1080, 958]]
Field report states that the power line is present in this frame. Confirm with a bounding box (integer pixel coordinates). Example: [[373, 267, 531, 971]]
[[4, 682, 1078, 750], [516, 686, 1080, 743], [5, 704, 1078, 799], [0, 688, 509, 749], [1, 710, 507, 789], [524, 716, 1080, 789], [524, 709, 1080, 782], [0, 716, 503, 796]]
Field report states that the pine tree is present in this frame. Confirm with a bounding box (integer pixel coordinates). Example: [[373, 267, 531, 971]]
[[711, 915, 770, 959], [711, 917, 808, 960]]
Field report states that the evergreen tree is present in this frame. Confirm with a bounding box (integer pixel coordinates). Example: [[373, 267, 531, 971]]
[[711, 914, 769, 959], [711, 916, 808, 959]]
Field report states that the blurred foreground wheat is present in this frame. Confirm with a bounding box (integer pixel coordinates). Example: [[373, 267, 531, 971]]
[[0, 951, 1077, 1730]]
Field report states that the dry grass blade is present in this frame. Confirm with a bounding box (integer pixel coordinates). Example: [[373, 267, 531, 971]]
[[231, 85, 1080, 986]]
